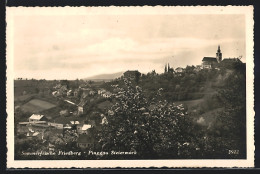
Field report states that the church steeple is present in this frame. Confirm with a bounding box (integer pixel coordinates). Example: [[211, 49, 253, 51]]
[[216, 45, 222, 63], [164, 64, 167, 73]]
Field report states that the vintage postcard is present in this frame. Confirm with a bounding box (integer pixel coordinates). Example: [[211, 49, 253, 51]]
[[6, 6, 254, 168]]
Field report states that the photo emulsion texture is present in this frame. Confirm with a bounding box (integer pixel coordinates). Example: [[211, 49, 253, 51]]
[[13, 14, 247, 160]]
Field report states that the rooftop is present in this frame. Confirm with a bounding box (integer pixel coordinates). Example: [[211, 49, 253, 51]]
[[81, 124, 92, 131], [202, 57, 218, 62], [29, 114, 45, 120]]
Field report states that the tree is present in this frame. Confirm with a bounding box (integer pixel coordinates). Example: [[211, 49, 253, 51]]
[[135, 71, 141, 84], [207, 61, 246, 158], [99, 79, 194, 159]]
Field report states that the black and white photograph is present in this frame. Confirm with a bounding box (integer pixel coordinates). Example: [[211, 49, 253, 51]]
[[6, 6, 254, 168]]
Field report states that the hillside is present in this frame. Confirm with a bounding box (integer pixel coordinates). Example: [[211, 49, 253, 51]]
[[84, 72, 124, 81]]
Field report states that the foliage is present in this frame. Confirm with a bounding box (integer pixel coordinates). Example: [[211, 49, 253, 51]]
[[211, 62, 246, 158], [99, 79, 195, 159]]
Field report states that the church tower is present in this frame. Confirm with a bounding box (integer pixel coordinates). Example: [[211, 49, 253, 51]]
[[216, 45, 222, 63]]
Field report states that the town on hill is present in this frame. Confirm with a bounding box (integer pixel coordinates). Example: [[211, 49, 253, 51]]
[[14, 46, 246, 160]]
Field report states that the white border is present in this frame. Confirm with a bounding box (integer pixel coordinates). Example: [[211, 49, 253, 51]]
[[6, 6, 254, 168]]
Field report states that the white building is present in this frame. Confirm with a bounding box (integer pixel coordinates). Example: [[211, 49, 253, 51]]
[[29, 114, 47, 123], [77, 124, 92, 134]]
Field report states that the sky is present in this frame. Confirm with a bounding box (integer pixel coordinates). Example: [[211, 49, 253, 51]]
[[12, 14, 246, 80]]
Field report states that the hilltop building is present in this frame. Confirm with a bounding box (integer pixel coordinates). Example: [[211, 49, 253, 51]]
[[201, 45, 243, 69], [124, 70, 141, 80], [202, 45, 222, 69]]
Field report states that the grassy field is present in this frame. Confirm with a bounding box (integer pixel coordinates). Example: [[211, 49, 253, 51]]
[[14, 94, 35, 103], [21, 99, 57, 113], [175, 98, 224, 129]]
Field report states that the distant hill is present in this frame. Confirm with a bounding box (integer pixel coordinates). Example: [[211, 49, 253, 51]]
[[84, 72, 124, 81]]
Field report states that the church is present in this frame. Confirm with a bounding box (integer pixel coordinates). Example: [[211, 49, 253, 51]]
[[202, 45, 222, 69]]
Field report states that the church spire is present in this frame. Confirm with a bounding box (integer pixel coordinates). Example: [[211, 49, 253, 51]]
[[216, 45, 222, 63]]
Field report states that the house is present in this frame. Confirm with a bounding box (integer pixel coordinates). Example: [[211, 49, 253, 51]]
[[175, 67, 184, 73], [102, 91, 112, 98], [78, 100, 88, 115], [77, 134, 95, 149], [77, 124, 92, 134], [29, 114, 48, 123], [98, 89, 112, 98], [123, 70, 141, 80]]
